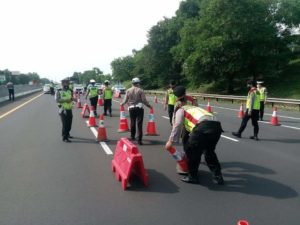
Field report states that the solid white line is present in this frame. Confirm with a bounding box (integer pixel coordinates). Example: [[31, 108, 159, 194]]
[[281, 125, 300, 130], [162, 116, 169, 119], [221, 135, 239, 142], [86, 121, 114, 155], [0, 93, 44, 120]]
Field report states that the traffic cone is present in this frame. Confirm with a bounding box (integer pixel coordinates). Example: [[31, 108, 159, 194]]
[[97, 95, 104, 106], [146, 108, 159, 136], [118, 105, 129, 132], [270, 107, 279, 126], [166, 146, 188, 174], [154, 95, 158, 103], [238, 103, 244, 118], [80, 103, 90, 118], [88, 106, 97, 127], [76, 97, 82, 108], [237, 220, 249, 225], [97, 114, 108, 141], [206, 99, 212, 113]]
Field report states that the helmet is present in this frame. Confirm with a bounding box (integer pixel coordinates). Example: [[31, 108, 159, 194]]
[[90, 79, 96, 83], [132, 77, 140, 84], [104, 80, 110, 85], [173, 85, 186, 97]]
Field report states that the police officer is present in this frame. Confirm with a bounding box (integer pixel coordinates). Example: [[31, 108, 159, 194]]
[[103, 80, 113, 117], [232, 80, 260, 140], [56, 79, 74, 142], [85, 79, 99, 116], [164, 80, 176, 125], [257, 81, 267, 121], [165, 86, 224, 184], [50, 81, 55, 95], [121, 77, 152, 145]]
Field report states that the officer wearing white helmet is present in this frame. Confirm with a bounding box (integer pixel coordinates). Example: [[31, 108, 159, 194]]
[[256, 81, 268, 121], [103, 80, 113, 117], [85, 79, 100, 116], [121, 77, 152, 145]]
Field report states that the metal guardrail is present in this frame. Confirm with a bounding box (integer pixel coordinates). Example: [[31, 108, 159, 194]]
[[145, 90, 300, 110]]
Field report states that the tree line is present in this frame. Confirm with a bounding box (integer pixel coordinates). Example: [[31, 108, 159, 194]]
[[110, 0, 300, 93]]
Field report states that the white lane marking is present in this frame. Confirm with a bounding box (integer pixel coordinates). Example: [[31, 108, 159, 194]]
[[0, 93, 44, 120], [162, 116, 239, 142], [221, 135, 239, 142], [162, 116, 169, 120], [258, 120, 300, 130], [85, 121, 113, 155]]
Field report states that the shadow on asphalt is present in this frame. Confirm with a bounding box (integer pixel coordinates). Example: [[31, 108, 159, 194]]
[[199, 161, 298, 199], [127, 169, 179, 194]]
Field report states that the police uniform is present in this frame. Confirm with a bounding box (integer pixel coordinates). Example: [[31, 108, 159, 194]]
[[86, 83, 99, 116], [56, 81, 73, 142], [167, 86, 224, 184], [232, 81, 260, 140], [165, 87, 176, 125], [103, 84, 113, 116], [257, 81, 267, 121]]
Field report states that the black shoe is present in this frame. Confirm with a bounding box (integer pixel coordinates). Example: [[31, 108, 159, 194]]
[[63, 138, 72, 143], [181, 176, 199, 184], [250, 136, 259, 141], [213, 175, 224, 185], [68, 135, 74, 139], [138, 140, 143, 145], [130, 137, 136, 141], [104, 113, 107, 116], [232, 132, 241, 138]]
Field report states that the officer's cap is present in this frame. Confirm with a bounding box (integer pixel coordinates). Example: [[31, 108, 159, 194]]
[[257, 81, 264, 84], [90, 79, 96, 83], [173, 85, 186, 98], [132, 77, 140, 84]]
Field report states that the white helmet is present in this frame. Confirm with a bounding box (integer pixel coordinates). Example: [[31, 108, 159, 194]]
[[90, 79, 96, 83], [132, 77, 140, 84], [104, 80, 110, 85]]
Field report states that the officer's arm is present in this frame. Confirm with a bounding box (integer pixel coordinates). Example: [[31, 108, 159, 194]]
[[249, 92, 255, 113], [85, 89, 90, 99]]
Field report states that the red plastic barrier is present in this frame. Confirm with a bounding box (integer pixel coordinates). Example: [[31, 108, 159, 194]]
[[112, 138, 148, 190]]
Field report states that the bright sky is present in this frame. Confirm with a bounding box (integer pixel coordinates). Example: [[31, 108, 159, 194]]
[[0, 0, 182, 82]]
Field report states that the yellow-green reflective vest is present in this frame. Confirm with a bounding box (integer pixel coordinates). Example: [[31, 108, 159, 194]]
[[104, 88, 113, 100], [182, 105, 213, 133], [257, 87, 266, 101], [246, 90, 260, 110], [88, 85, 98, 97], [168, 89, 176, 105], [60, 90, 73, 110]]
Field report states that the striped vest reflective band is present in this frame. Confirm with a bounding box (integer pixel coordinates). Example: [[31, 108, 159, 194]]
[[182, 105, 213, 133]]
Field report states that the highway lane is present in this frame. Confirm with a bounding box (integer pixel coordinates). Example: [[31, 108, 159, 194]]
[[0, 93, 299, 225]]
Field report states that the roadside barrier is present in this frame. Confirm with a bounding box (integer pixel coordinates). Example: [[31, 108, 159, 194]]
[[88, 106, 96, 127], [270, 107, 279, 126], [118, 105, 129, 132], [112, 138, 148, 190], [97, 95, 103, 106], [80, 103, 90, 118], [238, 103, 244, 118], [166, 146, 188, 174], [146, 108, 159, 136], [97, 114, 108, 141]]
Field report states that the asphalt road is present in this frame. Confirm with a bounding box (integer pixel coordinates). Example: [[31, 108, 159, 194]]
[[0, 92, 299, 225]]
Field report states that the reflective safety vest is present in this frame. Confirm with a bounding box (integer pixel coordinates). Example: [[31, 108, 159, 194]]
[[246, 89, 260, 110], [167, 89, 176, 105], [104, 87, 113, 100], [182, 105, 214, 133], [88, 85, 98, 98], [69, 84, 73, 91], [257, 87, 266, 101], [59, 90, 73, 110]]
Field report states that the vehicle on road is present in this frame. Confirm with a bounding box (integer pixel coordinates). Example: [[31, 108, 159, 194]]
[[73, 84, 84, 94], [112, 84, 126, 94], [43, 84, 51, 94]]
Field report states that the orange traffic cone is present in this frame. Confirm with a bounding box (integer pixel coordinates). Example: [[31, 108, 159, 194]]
[[166, 146, 188, 174], [97, 95, 104, 106], [118, 105, 129, 132], [270, 107, 279, 126], [97, 114, 108, 141], [88, 106, 97, 127], [154, 95, 158, 103], [80, 103, 90, 118], [206, 99, 212, 113], [76, 97, 82, 108], [238, 103, 244, 118], [146, 108, 159, 136], [237, 220, 249, 225]]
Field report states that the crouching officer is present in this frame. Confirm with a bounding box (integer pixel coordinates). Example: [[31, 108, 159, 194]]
[[56, 79, 74, 142], [165, 86, 224, 184]]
